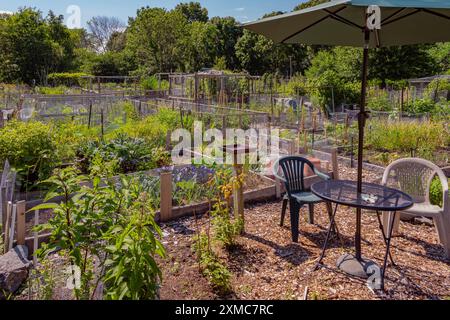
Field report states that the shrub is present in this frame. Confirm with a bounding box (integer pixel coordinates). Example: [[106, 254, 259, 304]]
[[34, 168, 165, 300], [35, 86, 70, 95], [429, 177, 449, 207], [75, 133, 155, 175], [47, 73, 91, 87], [404, 99, 436, 114], [366, 120, 447, 156], [0, 121, 56, 188], [192, 232, 232, 295]]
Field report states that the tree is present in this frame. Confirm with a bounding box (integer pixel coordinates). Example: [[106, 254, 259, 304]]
[[306, 47, 362, 108], [175, 2, 208, 23], [126, 7, 188, 74], [106, 31, 127, 52], [184, 22, 218, 72], [235, 12, 309, 76], [294, 0, 329, 11], [0, 8, 75, 84], [370, 45, 437, 86], [427, 43, 450, 75], [210, 16, 242, 70], [87, 16, 125, 52]]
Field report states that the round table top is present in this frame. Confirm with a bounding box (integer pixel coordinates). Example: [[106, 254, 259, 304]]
[[311, 180, 414, 211]]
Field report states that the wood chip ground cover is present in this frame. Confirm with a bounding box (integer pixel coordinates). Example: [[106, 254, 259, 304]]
[[158, 165, 450, 300]]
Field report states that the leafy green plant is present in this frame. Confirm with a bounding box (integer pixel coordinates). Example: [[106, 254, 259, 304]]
[[33, 168, 99, 300], [211, 202, 243, 249], [28, 258, 58, 300], [0, 121, 56, 189], [174, 179, 204, 206], [429, 177, 448, 207], [103, 192, 165, 300], [75, 133, 156, 175], [192, 232, 232, 295], [33, 166, 165, 300]]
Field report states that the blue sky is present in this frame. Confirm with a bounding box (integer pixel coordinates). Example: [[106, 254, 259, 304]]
[[1, 0, 306, 26]]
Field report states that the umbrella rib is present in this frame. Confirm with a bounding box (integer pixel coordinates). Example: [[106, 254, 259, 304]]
[[382, 9, 421, 27], [421, 8, 450, 20], [281, 6, 347, 43], [323, 9, 363, 30], [381, 8, 406, 24]]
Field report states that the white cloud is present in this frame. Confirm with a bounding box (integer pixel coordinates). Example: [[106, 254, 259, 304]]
[[0, 10, 13, 15], [234, 8, 245, 12]]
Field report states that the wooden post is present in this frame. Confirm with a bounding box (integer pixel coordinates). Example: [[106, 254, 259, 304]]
[[33, 210, 39, 266], [331, 148, 339, 180], [1, 186, 6, 231], [4, 201, 12, 252], [166, 130, 172, 151], [233, 154, 245, 233], [160, 172, 173, 222], [8, 202, 17, 251], [101, 108, 105, 140], [88, 101, 93, 128], [16, 200, 26, 246]]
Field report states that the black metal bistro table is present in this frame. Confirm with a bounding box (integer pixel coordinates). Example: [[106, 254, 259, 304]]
[[311, 180, 414, 291]]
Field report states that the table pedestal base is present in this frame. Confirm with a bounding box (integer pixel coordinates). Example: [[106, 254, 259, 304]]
[[337, 254, 377, 279]]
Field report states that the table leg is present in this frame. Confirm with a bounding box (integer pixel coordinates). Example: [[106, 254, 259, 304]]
[[380, 211, 398, 291], [315, 203, 339, 271], [376, 211, 396, 266]]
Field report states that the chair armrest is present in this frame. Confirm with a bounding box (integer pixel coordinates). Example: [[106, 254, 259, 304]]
[[314, 168, 331, 181], [272, 159, 287, 183]]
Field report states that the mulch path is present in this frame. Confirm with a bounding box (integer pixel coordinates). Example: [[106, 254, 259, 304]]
[[159, 165, 450, 300]]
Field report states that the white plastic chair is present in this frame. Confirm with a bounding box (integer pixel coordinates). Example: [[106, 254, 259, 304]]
[[382, 158, 450, 259]]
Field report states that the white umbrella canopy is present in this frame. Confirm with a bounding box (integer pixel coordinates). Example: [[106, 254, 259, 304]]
[[244, 0, 450, 48]]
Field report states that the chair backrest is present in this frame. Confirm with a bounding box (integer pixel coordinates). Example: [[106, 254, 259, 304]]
[[382, 158, 447, 204], [276, 156, 316, 197]]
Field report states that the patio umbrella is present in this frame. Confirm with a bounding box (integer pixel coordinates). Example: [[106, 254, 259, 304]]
[[244, 0, 450, 274]]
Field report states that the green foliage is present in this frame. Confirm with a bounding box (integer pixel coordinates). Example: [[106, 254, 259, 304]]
[[429, 177, 445, 207], [0, 121, 56, 188], [0, 8, 75, 84], [367, 89, 393, 111], [47, 72, 91, 87], [75, 133, 155, 175], [235, 29, 308, 76], [211, 202, 243, 249], [404, 99, 437, 114], [306, 47, 362, 109], [35, 85, 69, 95], [366, 120, 447, 157], [103, 192, 165, 300], [126, 8, 188, 74], [369, 45, 437, 86], [192, 232, 232, 295], [34, 167, 165, 300], [175, 2, 209, 23]]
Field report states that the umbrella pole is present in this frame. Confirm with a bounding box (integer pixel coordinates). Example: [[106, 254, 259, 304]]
[[355, 29, 371, 261]]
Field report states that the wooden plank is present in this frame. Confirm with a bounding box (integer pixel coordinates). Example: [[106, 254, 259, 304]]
[[0, 186, 6, 231], [331, 148, 339, 180], [33, 210, 39, 265], [160, 172, 173, 222], [8, 203, 17, 251], [4, 201, 12, 252], [16, 201, 26, 246]]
